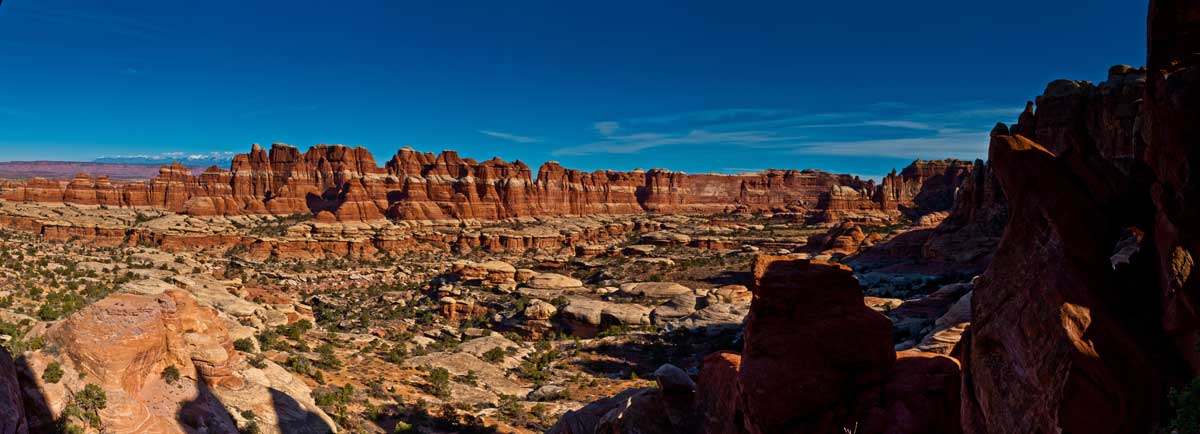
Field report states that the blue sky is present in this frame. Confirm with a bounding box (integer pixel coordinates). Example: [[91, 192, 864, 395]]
[[0, 0, 1147, 178]]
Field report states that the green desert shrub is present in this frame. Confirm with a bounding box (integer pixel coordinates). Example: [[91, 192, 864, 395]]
[[41, 361, 64, 384]]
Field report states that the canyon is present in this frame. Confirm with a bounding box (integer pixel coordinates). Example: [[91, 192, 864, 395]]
[[0, 1, 1196, 433]]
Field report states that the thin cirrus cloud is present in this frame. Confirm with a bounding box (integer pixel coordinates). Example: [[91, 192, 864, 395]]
[[787, 132, 992, 161], [555, 105, 1021, 160], [592, 121, 620, 136], [554, 129, 809, 156], [478, 130, 542, 143]]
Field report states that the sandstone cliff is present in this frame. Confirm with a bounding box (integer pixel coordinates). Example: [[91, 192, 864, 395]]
[[2, 145, 971, 225]]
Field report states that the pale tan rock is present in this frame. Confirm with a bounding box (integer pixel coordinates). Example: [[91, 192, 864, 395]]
[[618, 282, 692, 299], [525, 273, 584, 290]]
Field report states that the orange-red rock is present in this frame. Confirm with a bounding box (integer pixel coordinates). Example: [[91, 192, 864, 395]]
[[739, 256, 895, 434], [3, 145, 972, 224], [806, 221, 868, 255], [960, 126, 1185, 434], [1144, 0, 1200, 373], [863, 351, 961, 434], [0, 347, 27, 434]]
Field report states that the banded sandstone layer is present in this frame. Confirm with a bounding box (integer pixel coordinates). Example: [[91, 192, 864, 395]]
[[1, 145, 972, 224]]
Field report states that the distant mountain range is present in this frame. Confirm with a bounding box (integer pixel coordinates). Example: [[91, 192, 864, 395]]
[[0, 161, 204, 180], [92, 152, 235, 167]]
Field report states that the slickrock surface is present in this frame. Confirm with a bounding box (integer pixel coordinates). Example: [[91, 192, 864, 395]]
[[15, 290, 333, 434]]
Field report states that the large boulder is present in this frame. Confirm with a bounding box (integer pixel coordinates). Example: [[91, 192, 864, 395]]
[[806, 221, 868, 255], [525, 273, 584, 290], [738, 256, 895, 434], [862, 351, 961, 434], [547, 365, 695, 434], [650, 294, 698, 325], [451, 260, 517, 286], [559, 297, 651, 337], [617, 282, 692, 299]]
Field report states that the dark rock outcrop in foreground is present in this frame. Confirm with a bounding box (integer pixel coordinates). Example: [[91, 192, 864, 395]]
[[549, 256, 962, 434], [553, 2, 1200, 433], [0, 347, 27, 434], [959, 0, 1200, 431], [1, 145, 973, 224]]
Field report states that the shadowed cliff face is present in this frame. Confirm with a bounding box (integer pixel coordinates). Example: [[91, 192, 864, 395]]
[[1, 144, 972, 224], [958, 1, 1200, 432], [0, 347, 28, 434], [1144, 0, 1200, 372]]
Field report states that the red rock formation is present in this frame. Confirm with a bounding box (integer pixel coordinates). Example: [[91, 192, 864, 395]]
[[695, 351, 742, 434], [740, 256, 895, 434], [863, 351, 961, 434], [806, 221, 870, 255], [1143, 0, 1200, 372], [959, 125, 1185, 433], [2, 144, 971, 224], [919, 159, 1005, 271], [878, 159, 975, 217], [0, 347, 28, 434]]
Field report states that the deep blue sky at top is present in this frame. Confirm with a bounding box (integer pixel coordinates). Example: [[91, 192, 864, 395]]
[[0, 0, 1147, 178]]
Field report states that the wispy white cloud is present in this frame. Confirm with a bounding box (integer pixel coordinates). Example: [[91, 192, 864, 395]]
[[869, 101, 913, 110], [863, 120, 937, 130], [556, 104, 1022, 160], [788, 132, 990, 160], [593, 121, 620, 136], [554, 129, 807, 156], [478, 130, 541, 143]]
